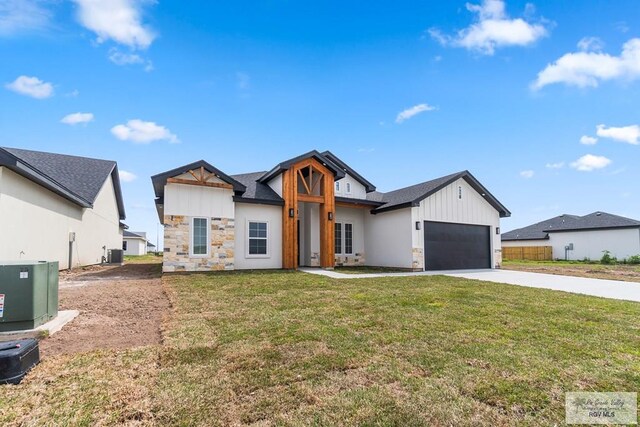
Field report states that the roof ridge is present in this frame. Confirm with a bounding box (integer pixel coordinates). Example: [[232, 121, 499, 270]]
[[2, 146, 116, 165]]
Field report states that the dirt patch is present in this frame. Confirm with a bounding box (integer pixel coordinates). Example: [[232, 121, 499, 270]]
[[503, 263, 640, 283], [39, 262, 169, 357]]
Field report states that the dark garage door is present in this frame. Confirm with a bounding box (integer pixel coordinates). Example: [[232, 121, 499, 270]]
[[424, 221, 491, 270]]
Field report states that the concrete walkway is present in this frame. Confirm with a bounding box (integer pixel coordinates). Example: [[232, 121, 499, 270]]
[[299, 268, 640, 303]]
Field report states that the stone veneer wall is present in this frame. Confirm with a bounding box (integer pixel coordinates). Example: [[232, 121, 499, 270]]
[[163, 215, 235, 272], [334, 252, 365, 267], [411, 247, 424, 271]]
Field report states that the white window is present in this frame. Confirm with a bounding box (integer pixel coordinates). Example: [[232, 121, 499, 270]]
[[247, 221, 269, 257], [191, 217, 209, 257], [344, 223, 353, 254], [346, 182, 351, 194], [334, 222, 353, 255], [335, 181, 340, 192]]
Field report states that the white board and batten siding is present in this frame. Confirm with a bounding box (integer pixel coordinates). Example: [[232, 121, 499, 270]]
[[163, 174, 235, 219], [234, 203, 282, 269], [412, 177, 502, 268], [364, 208, 413, 268], [267, 174, 283, 197], [335, 173, 367, 200], [0, 167, 123, 269]]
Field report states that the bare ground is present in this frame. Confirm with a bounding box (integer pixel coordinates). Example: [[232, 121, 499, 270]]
[[502, 262, 640, 283], [39, 262, 169, 356]]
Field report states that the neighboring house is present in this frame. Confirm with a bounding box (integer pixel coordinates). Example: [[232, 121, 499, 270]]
[[0, 147, 126, 269], [147, 241, 156, 253], [502, 212, 640, 261], [123, 231, 149, 256], [152, 150, 510, 273]]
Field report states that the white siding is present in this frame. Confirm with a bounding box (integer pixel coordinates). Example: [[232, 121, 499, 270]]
[[0, 167, 123, 269], [164, 183, 234, 219], [334, 173, 366, 199], [234, 203, 283, 269], [123, 238, 146, 256], [503, 229, 640, 261], [364, 208, 413, 268], [267, 174, 283, 197], [412, 177, 502, 268]]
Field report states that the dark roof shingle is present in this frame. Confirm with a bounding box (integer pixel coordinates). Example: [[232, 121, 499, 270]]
[[502, 212, 640, 241]]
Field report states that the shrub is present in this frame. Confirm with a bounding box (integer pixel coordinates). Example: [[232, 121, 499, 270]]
[[627, 255, 640, 265], [601, 250, 617, 265]]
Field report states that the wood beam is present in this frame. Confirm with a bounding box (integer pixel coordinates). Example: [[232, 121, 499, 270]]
[[297, 168, 312, 195], [297, 194, 324, 203], [167, 177, 233, 189]]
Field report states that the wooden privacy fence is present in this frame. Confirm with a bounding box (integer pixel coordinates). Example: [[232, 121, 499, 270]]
[[503, 246, 553, 261]]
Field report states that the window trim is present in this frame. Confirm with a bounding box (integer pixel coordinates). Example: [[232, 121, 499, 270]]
[[190, 217, 210, 258], [246, 219, 270, 259], [344, 222, 354, 255], [334, 222, 342, 255]]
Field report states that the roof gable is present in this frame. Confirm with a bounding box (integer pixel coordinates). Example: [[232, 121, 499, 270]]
[[151, 160, 247, 199], [258, 150, 345, 184], [320, 151, 376, 192], [0, 147, 125, 220], [370, 170, 510, 217]]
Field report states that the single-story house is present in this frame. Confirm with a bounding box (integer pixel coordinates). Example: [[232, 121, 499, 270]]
[[0, 147, 126, 269], [502, 212, 640, 261], [123, 231, 150, 256], [147, 241, 156, 253], [152, 150, 510, 273]]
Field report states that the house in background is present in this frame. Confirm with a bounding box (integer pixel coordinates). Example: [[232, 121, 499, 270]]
[[152, 150, 510, 272], [147, 241, 156, 253], [502, 212, 640, 261], [123, 231, 151, 256], [0, 147, 126, 269]]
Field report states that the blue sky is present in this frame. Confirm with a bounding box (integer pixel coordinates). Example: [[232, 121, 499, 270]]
[[1, 0, 640, 247]]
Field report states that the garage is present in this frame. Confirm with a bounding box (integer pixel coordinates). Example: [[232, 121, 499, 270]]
[[424, 221, 491, 270]]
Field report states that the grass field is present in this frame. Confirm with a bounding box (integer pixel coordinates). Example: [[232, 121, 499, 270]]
[[1, 271, 639, 425], [124, 253, 163, 264]]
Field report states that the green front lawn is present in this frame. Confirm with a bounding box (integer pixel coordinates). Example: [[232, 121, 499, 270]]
[[2, 271, 639, 426]]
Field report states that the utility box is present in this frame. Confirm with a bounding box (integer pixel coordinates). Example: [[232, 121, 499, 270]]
[[0, 261, 59, 332], [108, 249, 123, 264]]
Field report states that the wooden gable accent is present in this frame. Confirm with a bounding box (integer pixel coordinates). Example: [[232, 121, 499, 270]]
[[282, 157, 335, 269], [166, 166, 233, 190]]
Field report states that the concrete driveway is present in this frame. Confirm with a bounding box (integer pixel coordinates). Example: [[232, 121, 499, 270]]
[[444, 270, 640, 303], [300, 268, 640, 303]]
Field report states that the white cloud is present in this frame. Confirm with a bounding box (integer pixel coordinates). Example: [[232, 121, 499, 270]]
[[577, 36, 604, 52], [596, 124, 640, 145], [520, 170, 535, 178], [580, 135, 598, 145], [111, 119, 179, 144], [428, 0, 548, 55], [61, 112, 94, 125], [118, 170, 137, 182], [532, 38, 640, 89], [108, 48, 153, 71], [570, 154, 611, 172], [0, 0, 51, 36], [395, 103, 437, 123], [545, 162, 564, 169], [73, 0, 155, 49], [5, 75, 53, 99]]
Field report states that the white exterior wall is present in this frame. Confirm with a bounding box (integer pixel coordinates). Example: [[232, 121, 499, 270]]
[[335, 173, 366, 199], [234, 203, 283, 269], [267, 174, 283, 197], [0, 167, 123, 269], [164, 181, 235, 218], [364, 208, 413, 268], [335, 206, 366, 264], [412, 178, 502, 269], [123, 238, 146, 256]]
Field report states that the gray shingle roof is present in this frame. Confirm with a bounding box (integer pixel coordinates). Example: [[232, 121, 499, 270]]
[[230, 172, 283, 205], [369, 170, 510, 217], [0, 147, 125, 219], [124, 230, 145, 239], [502, 212, 640, 241]]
